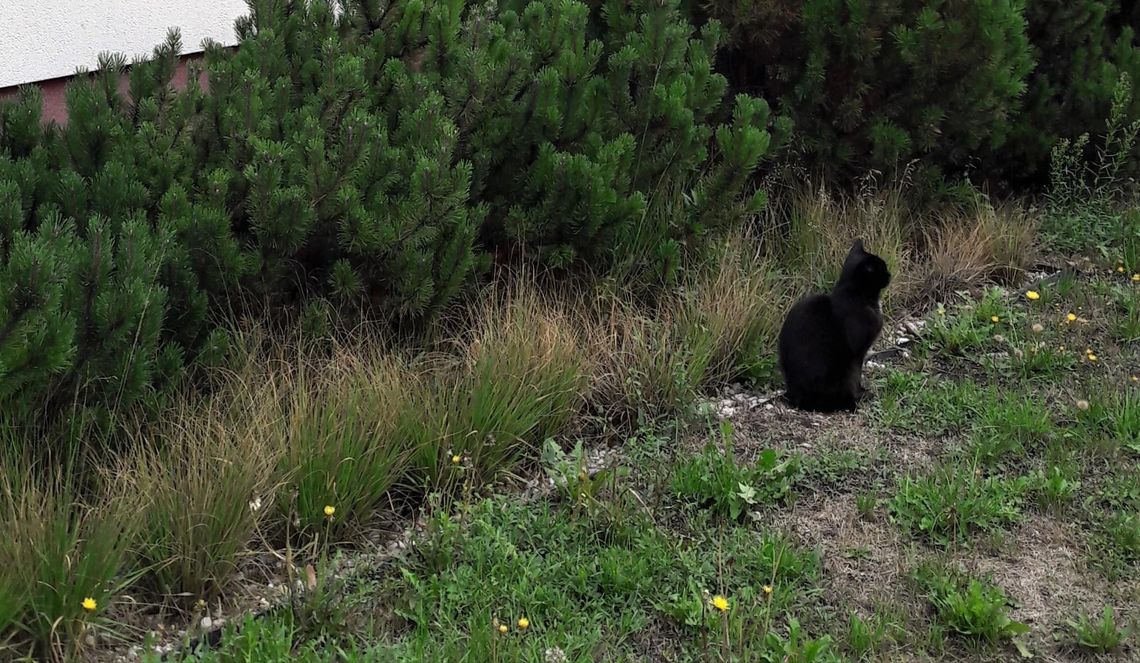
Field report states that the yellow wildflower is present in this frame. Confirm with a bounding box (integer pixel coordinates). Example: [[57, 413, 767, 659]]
[[1088, 354, 1098, 362], [82, 597, 97, 612], [517, 617, 530, 629], [1066, 312, 1077, 323], [710, 595, 729, 612], [1132, 273, 1140, 282], [1117, 266, 1126, 273], [1026, 290, 1040, 301], [451, 454, 461, 464], [323, 505, 336, 519], [498, 624, 508, 634], [763, 585, 773, 596], [991, 315, 1000, 323]]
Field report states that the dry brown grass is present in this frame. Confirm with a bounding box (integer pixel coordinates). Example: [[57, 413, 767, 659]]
[[413, 280, 589, 487], [583, 230, 788, 422], [678, 227, 790, 386], [585, 298, 702, 422], [121, 355, 290, 603], [764, 181, 915, 309], [920, 201, 1039, 297]]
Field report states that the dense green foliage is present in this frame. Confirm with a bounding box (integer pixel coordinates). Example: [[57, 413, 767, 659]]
[[4, 0, 1140, 435], [696, 0, 1140, 182], [0, 49, 220, 435], [1006, 0, 1140, 183], [698, 0, 1034, 178], [0, 0, 785, 432]]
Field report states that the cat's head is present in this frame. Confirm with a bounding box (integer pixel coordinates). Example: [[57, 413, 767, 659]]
[[840, 239, 891, 293]]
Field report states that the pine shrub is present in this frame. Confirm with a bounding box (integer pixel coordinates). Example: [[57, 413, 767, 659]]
[[701, 0, 1033, 180], [0, 41, 217, 436], [998, 0, 1140, 184], [2, 0, 784, 437]]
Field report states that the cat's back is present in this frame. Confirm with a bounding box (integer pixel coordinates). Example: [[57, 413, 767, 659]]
[[778, 292, 837, 349]]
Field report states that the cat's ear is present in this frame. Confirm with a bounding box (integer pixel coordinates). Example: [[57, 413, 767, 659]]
[[849, 238, 865, 255]]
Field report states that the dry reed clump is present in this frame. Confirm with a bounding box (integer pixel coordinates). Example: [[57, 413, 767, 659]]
[[120, 355, 289, 604], [1, 449, 139, 662], [677, 228, 790, 387], [920, 200, 1039, 296], [414, 281, 589, 489], [281, 346, 420, 536], [585, 228, 790, 422], [768, 182, 914, 307], [586, 298, 704, 423]]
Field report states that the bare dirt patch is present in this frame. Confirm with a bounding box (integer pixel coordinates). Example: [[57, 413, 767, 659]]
[[956, 516, 1138, 662], [769, 492, 912, 618]]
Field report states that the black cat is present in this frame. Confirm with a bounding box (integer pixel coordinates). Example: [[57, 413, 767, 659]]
[[777, 239, 891, 413]]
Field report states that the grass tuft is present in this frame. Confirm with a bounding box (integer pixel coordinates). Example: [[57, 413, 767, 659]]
[[1, 450, 139, 661], [122, 361, 287, 603], [283, 349, 419, 536]]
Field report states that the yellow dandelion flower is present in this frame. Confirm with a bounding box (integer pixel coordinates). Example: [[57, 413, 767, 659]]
[[1066, 312, 1077, 323], [710, 595, 729, 612], [1026, 290, 1040, 301], [323, 505, 336, 519], [1059, 345, 1066, 351], [991, 315, 1000, 323], [1132, 273, 1140, 282], [1131, 375, 1139, 383], [1117, 266, 1126, 273], [498, 624, 508, 634], [517, 617, 530, 629], [1088, 354, 1098, 362], [763, 585, 773, 596], [82, 597, 97, 612], [451, 454, 461, 464]]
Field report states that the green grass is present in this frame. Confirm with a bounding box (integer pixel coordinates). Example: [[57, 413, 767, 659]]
[[966, 395, 1054, 467], [143, 612, 388, 662], [913, 564, 1029, 646], [339, 495, 819, 661], [889, 463, 1028, 548], [670, 422, 801, 520], [1067, 606, 1130, 654], [871, 371, 984, 435], [1027, 464, 1082, 511]]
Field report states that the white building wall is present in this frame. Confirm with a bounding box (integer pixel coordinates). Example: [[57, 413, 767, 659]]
[[0, 0, 248, 87]]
